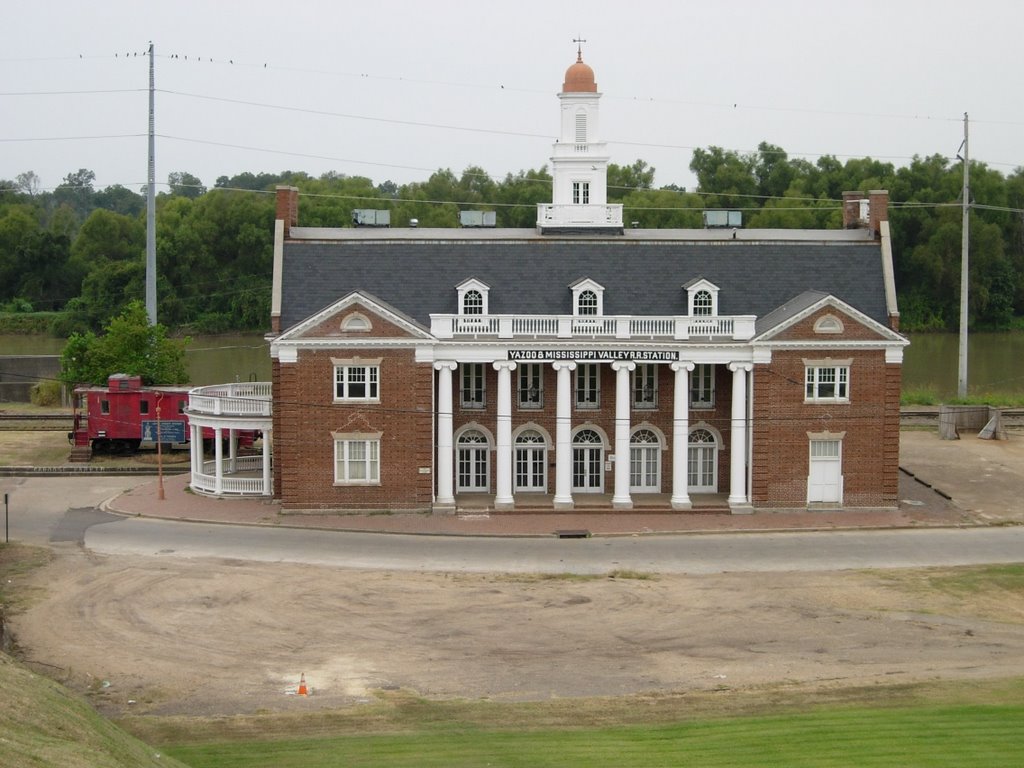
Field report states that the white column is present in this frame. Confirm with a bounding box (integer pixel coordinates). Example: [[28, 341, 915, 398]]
[[552, 361, 576, 510], [189, 423, 200, 489], [493, 361, 517, 510], [670, 361, 695, 510], [611, 361, 635, 509], [214, 426, 224, 495], [229, 428, 238, 474], [262, 428, 271, 495], [434, 361, 458, 509], [728, 362, 752, 512]]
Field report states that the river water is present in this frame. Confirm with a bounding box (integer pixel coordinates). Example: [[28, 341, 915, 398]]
[[1, 332, 1021, 399]]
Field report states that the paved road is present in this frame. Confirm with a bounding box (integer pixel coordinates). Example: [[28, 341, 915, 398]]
[[3, 476, 1022, 575], [81, 514, 1024, 574]]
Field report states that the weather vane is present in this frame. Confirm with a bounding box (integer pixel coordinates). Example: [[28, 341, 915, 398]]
[[573, 36, 587, 60]]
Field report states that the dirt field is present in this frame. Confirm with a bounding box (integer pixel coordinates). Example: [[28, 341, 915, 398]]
[[11, 547, 1024, 718]]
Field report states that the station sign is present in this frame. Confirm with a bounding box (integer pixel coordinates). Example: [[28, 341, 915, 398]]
[[141, 420, 187, 443], [507, 349, 679, 362]]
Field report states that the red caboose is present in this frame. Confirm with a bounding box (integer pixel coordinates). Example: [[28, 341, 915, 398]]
[[70, 374, 190, 454]]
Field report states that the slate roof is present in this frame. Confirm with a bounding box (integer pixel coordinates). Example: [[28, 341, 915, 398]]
[[278, 233, 888, 333]]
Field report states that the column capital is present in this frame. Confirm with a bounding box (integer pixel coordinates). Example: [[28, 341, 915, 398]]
[[610, 361, 636, 372], [671, 361, 696, 372], [728, 362, 753, 373], [434, 360, 459, 372], [552, 361, 577, 372], [492, 360, 518, 372]]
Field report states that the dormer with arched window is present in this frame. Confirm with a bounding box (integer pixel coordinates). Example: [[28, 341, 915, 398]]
[[456, 278, 490, 316], [570, 277, 605, 316], [684, 278, 720, 317]]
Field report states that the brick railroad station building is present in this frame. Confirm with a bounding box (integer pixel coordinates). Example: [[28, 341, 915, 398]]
[[267, 52, 908, 515]]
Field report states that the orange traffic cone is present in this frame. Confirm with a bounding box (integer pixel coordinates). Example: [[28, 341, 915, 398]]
[[297, 673, 308, 696]]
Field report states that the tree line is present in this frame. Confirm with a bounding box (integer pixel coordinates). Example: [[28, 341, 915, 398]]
[[1, 142, 1023, 335]]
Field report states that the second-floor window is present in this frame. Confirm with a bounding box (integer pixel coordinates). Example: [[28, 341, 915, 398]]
[[461, 363, 485, 408], [518, 364, 543, 408], [633, 364, 658, 409], [805, 364, 849, 402], [575, 363, 600, 409], [690, 364, 715, 409], [335, 365, 380, 402]]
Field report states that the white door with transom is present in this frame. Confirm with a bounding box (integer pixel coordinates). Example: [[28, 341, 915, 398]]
[[572, 429, 604, 493], [629, 428, 661, 492], [808, 439, 843, 503], [515, 429, 547, 492], [456, 429, 490, 492], [687, 428, 718, 493]]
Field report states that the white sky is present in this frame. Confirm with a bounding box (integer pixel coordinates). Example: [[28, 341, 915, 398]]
[[2, 0, 1021, 196]]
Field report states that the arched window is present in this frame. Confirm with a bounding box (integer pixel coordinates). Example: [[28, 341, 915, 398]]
[[463, 289, 483, 315], [692, 290, 713, 316], [578, 289, 598, 316]]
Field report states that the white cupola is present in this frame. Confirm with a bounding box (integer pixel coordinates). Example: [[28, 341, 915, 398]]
[[537, 46, 623, 234]]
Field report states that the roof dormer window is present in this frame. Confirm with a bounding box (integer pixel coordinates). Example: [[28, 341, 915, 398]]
[[456, 278, 490, 316], [571, 278, 605, 316], [684, 278, 720, 317]]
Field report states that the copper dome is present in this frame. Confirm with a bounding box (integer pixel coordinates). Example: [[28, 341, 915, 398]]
[[562, 54, 597, 93]]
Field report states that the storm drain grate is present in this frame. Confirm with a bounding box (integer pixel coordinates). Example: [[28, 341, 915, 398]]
[[555, 529, 591, 539]]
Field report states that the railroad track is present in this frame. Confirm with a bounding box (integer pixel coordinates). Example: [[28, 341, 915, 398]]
[[0, 413, 73, 431]]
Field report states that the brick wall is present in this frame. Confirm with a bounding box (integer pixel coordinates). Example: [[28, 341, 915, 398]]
[[274, 346, 433, 511], [751, 349, 899, 508]]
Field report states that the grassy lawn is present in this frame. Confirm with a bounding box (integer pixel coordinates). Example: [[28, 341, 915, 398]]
[[157, 697, 1024, 767]]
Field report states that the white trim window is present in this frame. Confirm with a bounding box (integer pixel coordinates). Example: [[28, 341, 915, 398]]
[[461, 363, 486, 408], [572, 181, 590, 205], [518, 363, 543, 409], [575, 363, 601, 409], [334, 363, 380, 402], [334, 436, 380, 484], [633, 364, 658, 409], [805, 361, 850, 402], [463, 289, 484, 315], [690, 363, 715, 409]]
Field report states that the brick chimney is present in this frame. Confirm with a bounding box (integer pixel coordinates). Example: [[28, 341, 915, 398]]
[[842, 191, 865, 229], [275, 185, 299, 237], [868, 189, 889, 239]]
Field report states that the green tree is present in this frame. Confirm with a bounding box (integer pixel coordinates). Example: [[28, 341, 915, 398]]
[[168, 171, 206, 198], [607, 160, 655, 201], [60, 301, 189, 386], [689, 147, 758, 208]]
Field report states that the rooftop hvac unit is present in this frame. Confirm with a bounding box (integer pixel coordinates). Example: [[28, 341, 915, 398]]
[[703, 210, 742, 229], [459, 210, 497, 228], [352, 209, 391, 227]]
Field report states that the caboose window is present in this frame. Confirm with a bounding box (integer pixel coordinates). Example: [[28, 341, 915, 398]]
[[100, 399, 110, 415], [178, 400, 186, 414], [140, 400, 150, 415]]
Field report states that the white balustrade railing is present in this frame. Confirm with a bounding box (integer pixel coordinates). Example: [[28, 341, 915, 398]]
[[188, 382, 272, 417], [192, 455, 271, 496], [430, 314, 756, 341]]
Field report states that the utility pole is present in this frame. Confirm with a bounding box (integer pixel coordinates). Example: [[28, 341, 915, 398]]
[[146, 42, 157, 325], [957, 113, 969, 398]]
